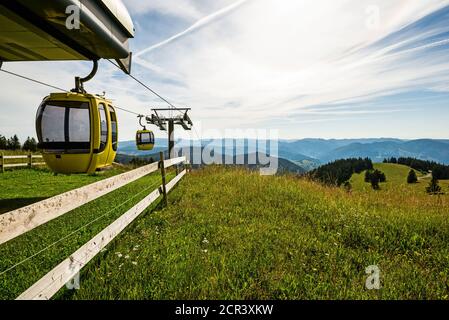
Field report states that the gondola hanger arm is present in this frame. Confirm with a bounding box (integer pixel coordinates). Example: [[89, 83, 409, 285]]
[[73, 60, 99, 94]]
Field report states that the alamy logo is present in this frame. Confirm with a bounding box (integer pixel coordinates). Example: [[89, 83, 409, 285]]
[[365, 5, 380, 30], [65, 259, 80, 290], [66, 5, 80, 30], [365, 265, 381, 290], [173, 126, 280, 176]]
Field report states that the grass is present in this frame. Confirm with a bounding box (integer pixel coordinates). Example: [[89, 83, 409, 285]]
[[0, 149, 43, 168], [1, 164, 448, 300], [0, 166, 128, 213], [0, 150, 40, 156], [350, 163, 449, 194], [0, 166, 176, 299], [42, 165, 448, 300]]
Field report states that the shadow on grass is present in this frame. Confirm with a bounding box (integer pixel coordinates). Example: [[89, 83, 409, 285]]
[[0, 197, 48, 214]]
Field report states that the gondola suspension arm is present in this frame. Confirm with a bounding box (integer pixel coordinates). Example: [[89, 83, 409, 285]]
[[73, 60, 99, 93]]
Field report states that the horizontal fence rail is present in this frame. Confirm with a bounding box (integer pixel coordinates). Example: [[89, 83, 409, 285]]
[[0, 154, 44, 172], [17, 166, 187, 300], [0, 156, 186, 245], [2, 155, 42, 159]]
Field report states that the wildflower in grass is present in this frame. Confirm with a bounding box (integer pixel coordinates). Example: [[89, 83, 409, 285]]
[[115, 252, 123, 258], [132, 261, 138, 266], [125, 255, 130, 259], [202, 249, 208, 253], [202, 237, 209, 244]]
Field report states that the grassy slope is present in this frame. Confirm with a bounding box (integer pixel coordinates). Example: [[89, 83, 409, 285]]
[[350, 163, 449, 194], [59, 166, 449, 300], [0, 167, 176, 299]]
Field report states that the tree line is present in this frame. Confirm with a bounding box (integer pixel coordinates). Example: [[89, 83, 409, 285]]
[[129, 157, 155, 167], [383, 157, 449, 180], [310, 158, 373, 186], [0, 134, 38, 152]]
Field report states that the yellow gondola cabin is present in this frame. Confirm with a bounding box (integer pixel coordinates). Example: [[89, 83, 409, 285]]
[[136, 130, 155, 151], [36, 92, 118, 174]]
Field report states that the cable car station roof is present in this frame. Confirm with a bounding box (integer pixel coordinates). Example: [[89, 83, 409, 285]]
[[0, 0, 134, 73]]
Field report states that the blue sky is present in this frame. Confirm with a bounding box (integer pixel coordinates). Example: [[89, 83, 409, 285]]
[[1, 0, 449, 141]]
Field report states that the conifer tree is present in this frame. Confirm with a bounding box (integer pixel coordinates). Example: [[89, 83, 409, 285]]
[[407, 169, 418, 184]]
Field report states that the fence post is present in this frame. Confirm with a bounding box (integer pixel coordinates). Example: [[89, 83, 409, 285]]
[[0, 153, 4, 173], [28, 153, 32, 168], [159, 151, 168, 207]]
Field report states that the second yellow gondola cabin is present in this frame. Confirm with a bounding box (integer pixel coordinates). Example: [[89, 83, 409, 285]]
[[136, 129, 155, 151], [36, 92, 118, 174]]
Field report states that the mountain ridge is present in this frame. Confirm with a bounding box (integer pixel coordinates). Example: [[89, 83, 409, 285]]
[[118, 138, 449, 171]]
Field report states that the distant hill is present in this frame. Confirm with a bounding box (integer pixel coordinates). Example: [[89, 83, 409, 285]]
[[118, 139, 167, 157], [115, 146, 305, 174], [279, 138, 404, 159], [321, 139, 449, 164], [117, 137, 449, 171]]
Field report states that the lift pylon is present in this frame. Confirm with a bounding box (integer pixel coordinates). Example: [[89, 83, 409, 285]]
[[146, 108, 193, 159]]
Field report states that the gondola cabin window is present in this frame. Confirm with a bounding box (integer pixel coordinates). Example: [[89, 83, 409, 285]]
[[40, 105, 65, 143], [109, 106, 118, 151], [98, 103, 108, 152], [140, 132, 153, 143], [36, 101, 91, 152], [68, 107, 90, 143]]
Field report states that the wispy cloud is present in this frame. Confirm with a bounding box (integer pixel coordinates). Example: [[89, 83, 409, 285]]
[[135, 0, 250, 57], [123, 0, 202, 20], [131, 0, 449, 134]]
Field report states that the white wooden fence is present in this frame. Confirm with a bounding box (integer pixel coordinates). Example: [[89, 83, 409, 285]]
[[0, 153, 45, 172], [0, 152, 187, 300]]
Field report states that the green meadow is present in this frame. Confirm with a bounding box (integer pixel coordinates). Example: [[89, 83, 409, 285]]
[[0, 164, 448, 299], [350, 163, 449, 193], [0, 166, 175, 299]]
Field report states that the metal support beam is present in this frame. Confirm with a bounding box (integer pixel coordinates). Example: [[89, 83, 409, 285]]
[[168, 120, 175, 159], [159, 151, 168, 207]]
